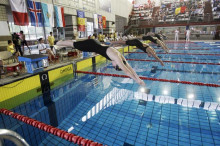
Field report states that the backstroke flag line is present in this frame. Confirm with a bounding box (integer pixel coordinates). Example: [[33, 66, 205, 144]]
[[9, 0, 29, 26], [41, 3, 54, 27]]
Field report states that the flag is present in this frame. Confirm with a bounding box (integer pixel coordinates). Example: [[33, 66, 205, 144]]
[[94, 14, 98, 29], [181, 6, 186, 13], [41, 3, 54, 27], [77, 10, 85, 32], [175, 7, 181, 15], [98, 15, 102, 29], [9, 0, 29, 26], [102, 16, 106, 29], [54, 6, 65, 27], [27, 0, 43, 27]]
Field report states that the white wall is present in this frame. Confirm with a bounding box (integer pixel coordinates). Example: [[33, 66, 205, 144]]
[[53, 0, 133, 22]]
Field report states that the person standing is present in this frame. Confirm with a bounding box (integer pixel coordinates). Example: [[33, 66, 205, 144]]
[[47, 32, 55, 50], [186, 29, 191, 41], [19, 31, 31, 53], [175, 29, 179, 41], [12, 33, 23, 56]]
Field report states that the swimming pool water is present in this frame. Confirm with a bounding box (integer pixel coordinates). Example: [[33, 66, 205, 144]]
[[1, 41, 220, 146]]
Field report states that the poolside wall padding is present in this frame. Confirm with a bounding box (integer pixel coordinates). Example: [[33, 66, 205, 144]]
[[0, 64, 74, 109], [0, 44, 142, 110], [48, 64, 74, 89]]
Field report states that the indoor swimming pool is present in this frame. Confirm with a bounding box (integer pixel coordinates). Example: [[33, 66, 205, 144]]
[[1, 41, 220, 146]]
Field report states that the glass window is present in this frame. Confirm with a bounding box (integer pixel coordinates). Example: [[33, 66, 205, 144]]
[[45, 27, 52, 34], [29, 34, 37, 40], [12, 23, 21, 33], [8, 21, 53, 41], [20, 26, 28, 34], [28, 25, 36, 34]]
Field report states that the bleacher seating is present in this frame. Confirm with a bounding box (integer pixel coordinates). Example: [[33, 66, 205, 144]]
[[128, 0, 220, 26]]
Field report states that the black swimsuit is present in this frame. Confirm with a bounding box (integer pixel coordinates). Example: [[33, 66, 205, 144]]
[[74, 39, 111, 60], [126, 39, 147, 53], [142, 36, 157, 44], [74, 39, 148, 60]]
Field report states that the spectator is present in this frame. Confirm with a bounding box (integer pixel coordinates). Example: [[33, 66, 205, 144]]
[[47, 32, 55, 50], [12, 33, 23, 56], [19, 31, 31, 53], [91, 34, 97, 39], [98, 32, 103, 42], [7, 40, 20, 62], [37, 38, 55, 62]]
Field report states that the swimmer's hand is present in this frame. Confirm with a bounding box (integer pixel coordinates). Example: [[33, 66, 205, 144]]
[[160, 61, 165, 66], [138, 80, 146, 86]]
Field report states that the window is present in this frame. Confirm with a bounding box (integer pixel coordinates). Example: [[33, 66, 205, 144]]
[[82, 0, 95, 7], [8, 22, 52, 41]]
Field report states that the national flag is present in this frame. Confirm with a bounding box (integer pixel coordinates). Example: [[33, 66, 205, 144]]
[[98, 15, 102, 29], [9, 0, 29, 26], [41, 3, 54, 27], [27, 0, 43, 27], [102, 16, 106, 29], [77, 10, 85, 31], [181, 6, 186, 13], [94, 14, 98, 29], [175, 7, 181, 15], [54, 6, 65, 27]]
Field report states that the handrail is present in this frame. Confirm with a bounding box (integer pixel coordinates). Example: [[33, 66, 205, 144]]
[[0, 129, 29, 146], [0, 109, 103, 146]]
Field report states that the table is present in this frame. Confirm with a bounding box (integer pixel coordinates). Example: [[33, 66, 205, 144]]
[[18, 54, 48, 74]]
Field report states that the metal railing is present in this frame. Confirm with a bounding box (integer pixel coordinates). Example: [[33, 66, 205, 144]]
[[0, 129, 29, 146]]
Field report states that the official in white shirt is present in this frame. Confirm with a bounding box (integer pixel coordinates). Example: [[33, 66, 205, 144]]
[[175, 29, 179, 41], [37, 38, 55, 62]]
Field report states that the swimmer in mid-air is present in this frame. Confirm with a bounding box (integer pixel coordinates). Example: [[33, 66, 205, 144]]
[[56, 39, 164, 86], [142, 32, 169, 53]]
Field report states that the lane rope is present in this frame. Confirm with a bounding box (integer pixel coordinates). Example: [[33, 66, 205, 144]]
[[134, 48, 210, 50], [125, 52, 220, 56], [76, 71, 220, 87], [126, 58, 220, 65], [0, 109, 103, 146]]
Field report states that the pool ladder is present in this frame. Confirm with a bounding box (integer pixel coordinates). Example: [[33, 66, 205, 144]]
[[0, 129, 29, 146]]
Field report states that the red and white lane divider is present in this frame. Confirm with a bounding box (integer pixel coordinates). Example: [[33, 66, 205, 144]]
[[76, 71, 220, 87], [0, 109, 103, 146], [126, 58, 220, 65], [125, 52, 220, 56], [134, 48, 210, 50]]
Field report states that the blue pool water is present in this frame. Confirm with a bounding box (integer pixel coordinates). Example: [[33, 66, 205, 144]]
[[1, 41, 220, 146]]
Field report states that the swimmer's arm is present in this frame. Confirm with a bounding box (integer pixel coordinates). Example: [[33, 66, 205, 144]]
[[144, 44, 164, 66], [151, 53, 164, 66]]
